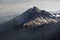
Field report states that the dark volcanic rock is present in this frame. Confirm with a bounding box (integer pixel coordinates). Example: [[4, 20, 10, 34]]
[[12, 6, 57, 28]]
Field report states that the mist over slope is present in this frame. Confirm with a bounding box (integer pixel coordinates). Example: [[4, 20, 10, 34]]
[[0, 6, 60, 40]]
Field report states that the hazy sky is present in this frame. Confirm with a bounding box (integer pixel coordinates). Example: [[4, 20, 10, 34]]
[[0, 0, 60, 16]]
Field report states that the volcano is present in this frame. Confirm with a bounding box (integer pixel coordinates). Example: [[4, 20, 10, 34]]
[[12, 6, 57, 28], [0, 6, 60, 40]]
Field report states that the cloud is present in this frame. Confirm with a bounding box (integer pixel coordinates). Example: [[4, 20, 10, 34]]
[[1, 0, 34, 5], [0, 0, 60, 13], [1, 0, 60, 4], [0, 0, 60, 16], [0, 0, 3, 4]]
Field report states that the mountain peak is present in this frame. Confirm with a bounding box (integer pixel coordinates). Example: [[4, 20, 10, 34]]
[[31, 6, 40, 12], [32, 6, 39, 10], [32, 6, 40, 12], [12, 6, 57, 28], [26, 6, 40, 13]]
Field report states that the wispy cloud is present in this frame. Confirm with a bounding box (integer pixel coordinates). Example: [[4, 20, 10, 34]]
[[0, 0, 60, 16], [0, 0, 3, 4], [0, 0, 34, 5]]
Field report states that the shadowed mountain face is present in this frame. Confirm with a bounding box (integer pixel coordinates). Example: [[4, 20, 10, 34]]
[[12, 6, 57, 28], [0, 6, 60, 40]]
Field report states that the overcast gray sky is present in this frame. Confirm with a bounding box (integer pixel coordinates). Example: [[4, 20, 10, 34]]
[[0, 0, 60, 16]]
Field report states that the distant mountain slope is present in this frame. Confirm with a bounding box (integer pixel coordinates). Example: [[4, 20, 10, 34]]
[[0, 6, 60, 40], [12, 6, 57, 28]]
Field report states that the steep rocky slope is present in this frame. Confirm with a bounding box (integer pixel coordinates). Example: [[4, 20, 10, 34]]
[[12, 6, 57, 28]]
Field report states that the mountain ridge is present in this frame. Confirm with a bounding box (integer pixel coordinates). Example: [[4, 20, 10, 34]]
[[12, 6, 57, 28]]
